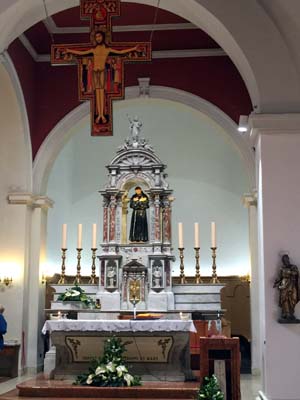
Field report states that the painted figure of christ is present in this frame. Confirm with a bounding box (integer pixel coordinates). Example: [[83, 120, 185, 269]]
[[66, 31, 138, 124]]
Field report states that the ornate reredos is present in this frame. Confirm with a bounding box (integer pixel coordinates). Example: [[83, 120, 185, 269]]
[[105, 116, 169, 191]]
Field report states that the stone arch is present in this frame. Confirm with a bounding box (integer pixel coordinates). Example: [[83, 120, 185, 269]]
[[0, 0, 299, 112], [33, 86, 255, 194]]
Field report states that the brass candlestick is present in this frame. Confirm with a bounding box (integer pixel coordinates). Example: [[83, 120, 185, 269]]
[[178, 247, 186, 284], [211, 247, 220, 284], [58, 248, 67, 284], [194, 247, 203, 284], [74, 248, 82, 284], [89, 248, 97, 284]]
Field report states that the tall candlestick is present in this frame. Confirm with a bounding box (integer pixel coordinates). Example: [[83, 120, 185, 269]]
[[211, 222, 216, 248], [178, 222, 183, 248], [62, 224, 67, 249], [194, 247, 202, 284], [77, 224, 82, 249], [178, 247, 186, 284], [58, 248, 67, 284], [194, 223, 199, 248], [89, 247, 97, 284], [211, 246, 220, 284], [92, 223, 97, 248], [74, 248, 82, 284]]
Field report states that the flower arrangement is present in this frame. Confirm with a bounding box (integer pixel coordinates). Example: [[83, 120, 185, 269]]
[[198, 375, 224, 400], [75, 336, 141, 387], [57, 285, 95, 307]]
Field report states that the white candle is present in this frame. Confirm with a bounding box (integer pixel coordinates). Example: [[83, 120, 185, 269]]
[[211, 222, 216, 248], [194, 223, 199, 248], [92, 223, 97, 248], [77, 224, 82, 249], [62, 224, 67, 249], [178, 222, 184, 248]]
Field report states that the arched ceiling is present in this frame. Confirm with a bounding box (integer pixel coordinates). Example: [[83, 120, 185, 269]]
[[1, 0, 300, 114], [5, 1, 253, 158]]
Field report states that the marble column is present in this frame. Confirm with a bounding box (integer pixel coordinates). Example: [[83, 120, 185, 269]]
[[242, 192, 261, 376], [149, 194, 156, 242], [154, 194, 161, 243], [102, 197, 109, 243], [162, 196, 172, 245], [249, 113, 300, 400], [109, 195, 117, 242]]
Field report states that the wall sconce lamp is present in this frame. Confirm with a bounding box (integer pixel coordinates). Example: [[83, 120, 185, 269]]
[[0, 277, 13, 287], [238, 115, 249, 133], [41, 273, 47, 285]]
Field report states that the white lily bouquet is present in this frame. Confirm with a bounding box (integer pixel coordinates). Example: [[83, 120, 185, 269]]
[[75, 336, 141, 387], [57, 285, 95, 307]]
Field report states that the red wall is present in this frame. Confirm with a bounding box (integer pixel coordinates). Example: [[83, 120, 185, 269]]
[[8, 40, 252, 159]]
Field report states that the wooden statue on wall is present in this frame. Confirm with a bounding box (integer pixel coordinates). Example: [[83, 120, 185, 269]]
[[51, 0, 151, 136], [273, 254, 300, 323]]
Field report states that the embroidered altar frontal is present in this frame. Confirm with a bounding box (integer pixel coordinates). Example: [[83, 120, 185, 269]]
[[42, 320, 195, 381]]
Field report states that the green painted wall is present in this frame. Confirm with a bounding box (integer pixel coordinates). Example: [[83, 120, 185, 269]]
[[46, 98, 250, 277]]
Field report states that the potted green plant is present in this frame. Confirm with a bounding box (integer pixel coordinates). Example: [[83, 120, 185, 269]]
[[57, 285, 95, 309], [75, 336, 141, 387], [197, 375, 224, 400]]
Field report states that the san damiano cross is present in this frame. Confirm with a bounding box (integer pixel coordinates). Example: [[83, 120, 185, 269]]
[[51, 0, 151, 136]]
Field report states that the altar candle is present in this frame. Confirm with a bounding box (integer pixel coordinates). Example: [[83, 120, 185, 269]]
[[77, 224, 82, 249], [62, 224, 67, 249], [92, 224, 97, 248], [178, 223, 184, 248], [194, 223, 199, 248], [211, 222, 216, 248]]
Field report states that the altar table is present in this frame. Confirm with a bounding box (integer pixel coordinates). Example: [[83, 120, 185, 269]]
[[42, 319, 196, 381]]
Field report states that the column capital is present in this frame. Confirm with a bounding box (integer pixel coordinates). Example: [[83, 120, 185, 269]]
[[249, 113, 300, 145], [7, 192, 54, 209], [242, 191, 257, 208]]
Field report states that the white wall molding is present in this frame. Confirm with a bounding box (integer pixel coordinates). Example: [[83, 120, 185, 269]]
[[33, 101, 90, 194], [33, 85, 255, 195], [2, 0, 300, 112], [18, 32, 226, 63], [249, 113, 300, 145], [44, 16, 197, 34], [8, 193, 54, 209]]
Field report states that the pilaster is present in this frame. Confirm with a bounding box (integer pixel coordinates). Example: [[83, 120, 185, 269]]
[[249, 113, 300, 399], [8, 192, 54, 371], [242, 191, 261, 376]]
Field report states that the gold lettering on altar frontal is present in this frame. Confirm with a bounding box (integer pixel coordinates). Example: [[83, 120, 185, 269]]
[[51, 0, 151, 137], [66, 336, 173, 363]]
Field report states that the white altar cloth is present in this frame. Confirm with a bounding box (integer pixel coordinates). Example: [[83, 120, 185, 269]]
[[42, 319, 196, 334]]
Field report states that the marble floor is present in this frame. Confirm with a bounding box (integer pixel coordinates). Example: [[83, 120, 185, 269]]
[[0, 373, 262, 399]]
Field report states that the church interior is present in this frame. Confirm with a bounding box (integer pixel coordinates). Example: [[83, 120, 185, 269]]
[[0, 1, 300, 399]]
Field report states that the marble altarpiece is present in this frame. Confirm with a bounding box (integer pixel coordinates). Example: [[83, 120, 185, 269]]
[[97, 119, 175, 311]]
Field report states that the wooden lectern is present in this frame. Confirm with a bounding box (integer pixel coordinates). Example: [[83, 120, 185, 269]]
[[199, 337, 241, 400]]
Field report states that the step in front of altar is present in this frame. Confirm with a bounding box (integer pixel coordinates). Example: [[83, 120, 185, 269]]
[[17, 378, 199, 399], [173, 284, 224, 311]]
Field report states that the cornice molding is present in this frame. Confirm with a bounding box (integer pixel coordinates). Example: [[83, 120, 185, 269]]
[[7, 193, 54, 209], [43, 17, 197, 34], [18, 32, 226, 63], [249, 113, 300, 145], [33, 85, 255, 194]]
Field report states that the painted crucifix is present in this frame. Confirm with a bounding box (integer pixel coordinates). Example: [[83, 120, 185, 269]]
[[51, 0, 151, 136]]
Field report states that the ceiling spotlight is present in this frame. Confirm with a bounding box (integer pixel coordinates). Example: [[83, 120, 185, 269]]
[[238, 115, 248, 132]]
